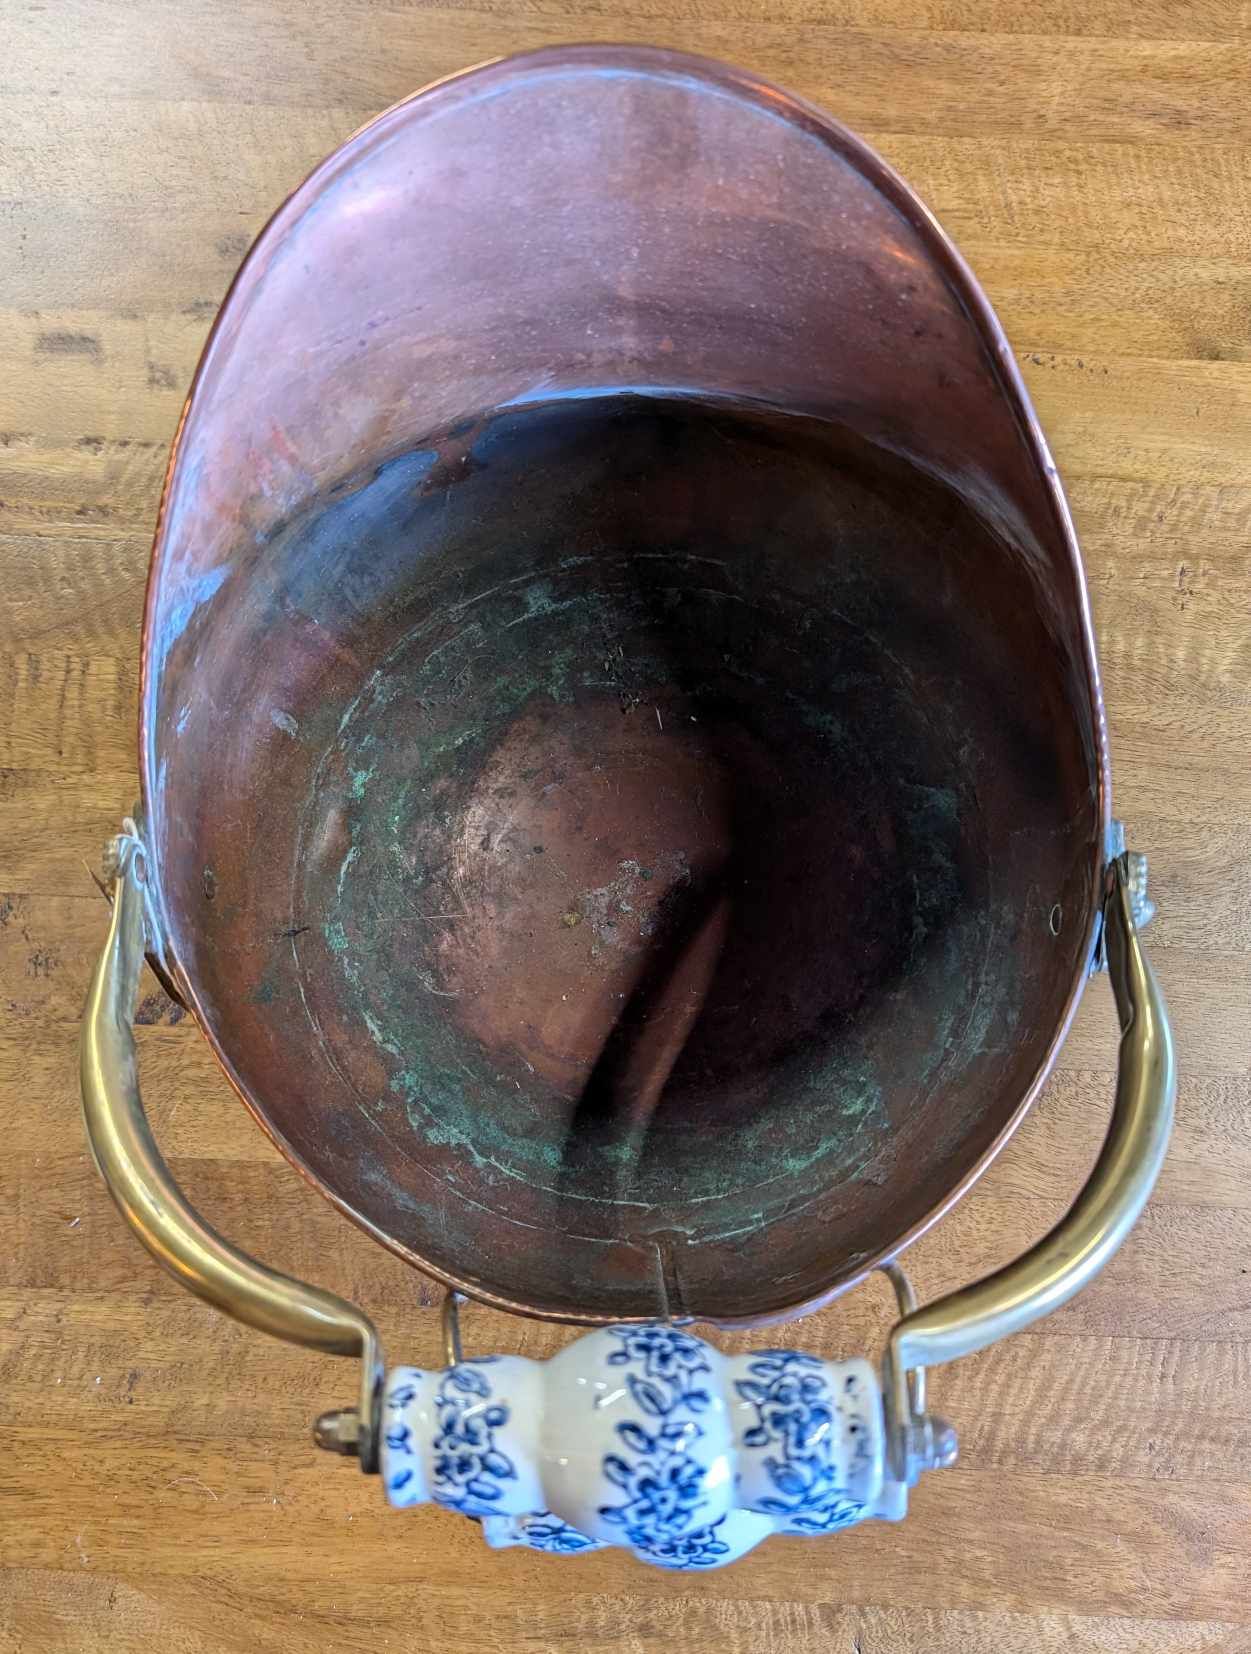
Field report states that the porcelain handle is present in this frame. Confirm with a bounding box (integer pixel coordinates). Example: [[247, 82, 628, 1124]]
[[380, 1331, 904, 1567]]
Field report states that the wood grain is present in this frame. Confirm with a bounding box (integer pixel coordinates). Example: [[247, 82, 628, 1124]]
[[2, 3, 1249, 1649]]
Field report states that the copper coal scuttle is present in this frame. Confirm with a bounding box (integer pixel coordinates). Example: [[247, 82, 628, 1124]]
[[82, 48, 1174, 1569]]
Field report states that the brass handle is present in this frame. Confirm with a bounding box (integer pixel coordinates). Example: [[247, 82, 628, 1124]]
[[889, 853, 1175, 1380], [81, 839, 1171, 1490], [80, 840, 383, 1469]]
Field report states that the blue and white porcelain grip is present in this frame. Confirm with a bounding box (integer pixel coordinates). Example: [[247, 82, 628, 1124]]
[[380, 1326, 904, 1568]]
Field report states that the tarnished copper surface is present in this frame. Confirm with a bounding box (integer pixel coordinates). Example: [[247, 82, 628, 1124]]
[[139, 47, 1108, 1324]]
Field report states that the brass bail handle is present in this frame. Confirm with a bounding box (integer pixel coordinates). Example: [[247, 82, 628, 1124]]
[[82, 833, 1172, 1481]]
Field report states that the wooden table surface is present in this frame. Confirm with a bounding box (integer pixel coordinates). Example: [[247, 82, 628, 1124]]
[[3, 2, 1250, 1650]]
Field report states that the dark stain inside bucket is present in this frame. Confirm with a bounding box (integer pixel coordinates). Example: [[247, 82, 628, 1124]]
[[294, 390, 1014, 1189]]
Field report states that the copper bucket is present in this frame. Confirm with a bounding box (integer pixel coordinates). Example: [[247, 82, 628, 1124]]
[[83, 46, 1175, 1562]]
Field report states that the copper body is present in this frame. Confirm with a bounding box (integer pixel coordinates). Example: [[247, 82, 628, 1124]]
[[141, 48, 1108, 1325]]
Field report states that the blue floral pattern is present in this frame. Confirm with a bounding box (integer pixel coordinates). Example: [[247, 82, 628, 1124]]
[[521, 1513, 601, 1554], [381, 1335, 886, 1566], [383, 1372, 422, 1502], [597, 1325, 717, 1552], [734, 1351, 869, 1533], [635, 1517, 733, 1570], [431, 1358, 517, 1516]]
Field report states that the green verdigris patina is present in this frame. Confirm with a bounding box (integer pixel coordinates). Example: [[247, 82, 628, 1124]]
[[283, 396, 1019, 1236]]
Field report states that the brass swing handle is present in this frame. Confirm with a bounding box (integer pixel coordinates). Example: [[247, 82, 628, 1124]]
[[79, 837, 383, 1469], [82, 837, 1171, 1480]]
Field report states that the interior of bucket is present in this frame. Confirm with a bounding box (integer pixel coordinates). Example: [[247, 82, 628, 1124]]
[[142, 49, 1104, 1322]]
